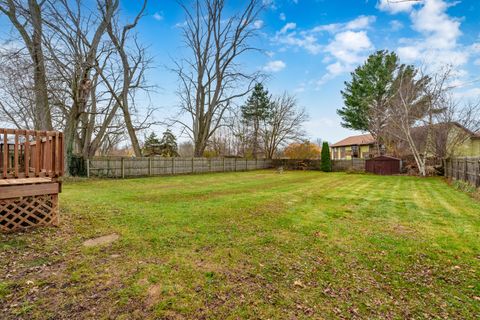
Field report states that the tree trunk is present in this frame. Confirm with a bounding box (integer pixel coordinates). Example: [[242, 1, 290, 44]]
[[122, 100, 142, 156]]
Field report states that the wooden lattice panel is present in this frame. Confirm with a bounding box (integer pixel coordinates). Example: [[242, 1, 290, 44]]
[[0, 194, 58, 232]]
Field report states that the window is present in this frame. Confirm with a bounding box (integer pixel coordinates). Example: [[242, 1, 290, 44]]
[[352, 145, 359, 158]]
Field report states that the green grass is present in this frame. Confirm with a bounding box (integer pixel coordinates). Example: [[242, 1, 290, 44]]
[[1, 171, 479, 319]]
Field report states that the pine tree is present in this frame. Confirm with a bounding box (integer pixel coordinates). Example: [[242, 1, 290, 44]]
[[241, 83, 271, 158], [320, 142, 332, 172], [338, 50, 399, 154], [143, 132, 161, 156], [159, 129, 179, 157]]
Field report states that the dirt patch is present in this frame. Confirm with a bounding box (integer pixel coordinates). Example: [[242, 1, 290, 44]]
[[145, 284, 161, 307], [83, 234, 119, 247]]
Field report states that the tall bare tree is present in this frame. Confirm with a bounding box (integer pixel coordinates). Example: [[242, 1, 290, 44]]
[[103, 0, 148, 157], [42, 0, 120, 168], [387, 65, 431, 176], [262, 93, 308, 159], [1, 0, 153, 174], [0, 0, 52, 130], [174, 0, 264, 156], [0, 51, 36, 128]]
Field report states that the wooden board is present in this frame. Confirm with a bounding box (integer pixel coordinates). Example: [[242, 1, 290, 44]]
[[0, 177, 52, 186], [0, 182, 59, 200]]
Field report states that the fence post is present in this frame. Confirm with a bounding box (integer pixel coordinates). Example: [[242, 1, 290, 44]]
[[453, 159, 455, 179], [172, 158, 175, 175], [245, 158, 248, 171], [476, 159, 480, 188], [121, 157, 125, 179], [234, 158, 237, 171], [464, 157, 468, 182], [86, 158, 90, 178], [148, 157, 152, 176], [208, 158, 212, 172], [191, 157, 194, 173], [223, 157, 225, 172]]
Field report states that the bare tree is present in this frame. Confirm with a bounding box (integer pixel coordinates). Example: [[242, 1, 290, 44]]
[[0, 50, 36, 128], [174, 0, 264, 156], [103, 0, 149, 157], [41, 0, 120, 169], [262, 93, 308, 159], [0, 0, 52, 130], [432, 98, 480, 158], [178, 141, 194, 157], [387, 65, 431, 176], [1, 0, 154, 175]]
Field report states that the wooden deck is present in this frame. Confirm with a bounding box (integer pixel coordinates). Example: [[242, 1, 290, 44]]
[[1, 128, 64, 232], [0, 177, 52, 186]]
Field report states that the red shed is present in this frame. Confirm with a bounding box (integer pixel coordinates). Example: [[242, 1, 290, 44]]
[[365, 155, 401, 175]]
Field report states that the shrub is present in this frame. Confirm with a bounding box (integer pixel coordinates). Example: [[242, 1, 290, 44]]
[[452, 180, 477, 194], [320, 142, 332, 172]]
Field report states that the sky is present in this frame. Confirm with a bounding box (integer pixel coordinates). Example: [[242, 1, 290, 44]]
[[2, 0, 480, 144]]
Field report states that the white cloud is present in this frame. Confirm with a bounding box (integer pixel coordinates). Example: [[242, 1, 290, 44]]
[[310, 15, 376, 34], [253, 20, 264, 29], [389, 20, 404, 31], [273, 22, 322, 54], [279, 13, 286, 21], [397, 46, 421, 61], [262, 0, 277, 10], [273, 16, 376, 84], [153, 12, 164, 21], [279, 22, 296, 34], [273, 15, 375, 57], [263, 60, 286, 72], [325, 31, 373, 65], [411, 0, 460, 49], [316, 31, 373, 86], [377, 0, 419, 14], [345, 15, 376, 30], [396, 0, 468, 70]]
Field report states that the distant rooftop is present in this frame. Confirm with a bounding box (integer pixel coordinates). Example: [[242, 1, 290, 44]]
[[331, 133, 375, 147]]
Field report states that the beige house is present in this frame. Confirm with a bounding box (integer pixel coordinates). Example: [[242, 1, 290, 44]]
[[330, 134, 377, 160], [331, 123, 480, 160]]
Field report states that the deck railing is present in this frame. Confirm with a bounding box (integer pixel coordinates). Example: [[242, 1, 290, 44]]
[[0, 128, 64, 179]]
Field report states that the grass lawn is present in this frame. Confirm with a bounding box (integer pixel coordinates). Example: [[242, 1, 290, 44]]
[[1, 171, 479, 319]]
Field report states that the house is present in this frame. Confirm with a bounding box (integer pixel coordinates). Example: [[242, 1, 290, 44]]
[[331, 123, 480, 161], [330, 133, 377, 160], [457, 132, 480, 156], [391, 123, 480, 158]]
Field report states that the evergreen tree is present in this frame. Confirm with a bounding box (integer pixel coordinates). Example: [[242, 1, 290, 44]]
[[143, 132, 161, 156], [338, 50, 399, 153], [320, 142, 332, 172], [159, 129, 179, 157], [241, 83, 271, 158]]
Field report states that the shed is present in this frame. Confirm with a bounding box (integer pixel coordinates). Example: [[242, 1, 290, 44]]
[[365, 155, 401, 175]]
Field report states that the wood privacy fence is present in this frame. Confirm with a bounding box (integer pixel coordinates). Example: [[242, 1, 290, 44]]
[[444, 157, 480, 188], [86, 157, 273, 178], [271, 158, 366, 171], [332, 159, 366, 172]]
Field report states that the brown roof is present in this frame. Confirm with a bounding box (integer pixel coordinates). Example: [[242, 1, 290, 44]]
[[331, 133, 375, 147]]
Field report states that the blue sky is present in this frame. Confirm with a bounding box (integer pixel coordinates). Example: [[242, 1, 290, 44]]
[[2, 0, 480, 143], [123, 0, 480, 143]]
